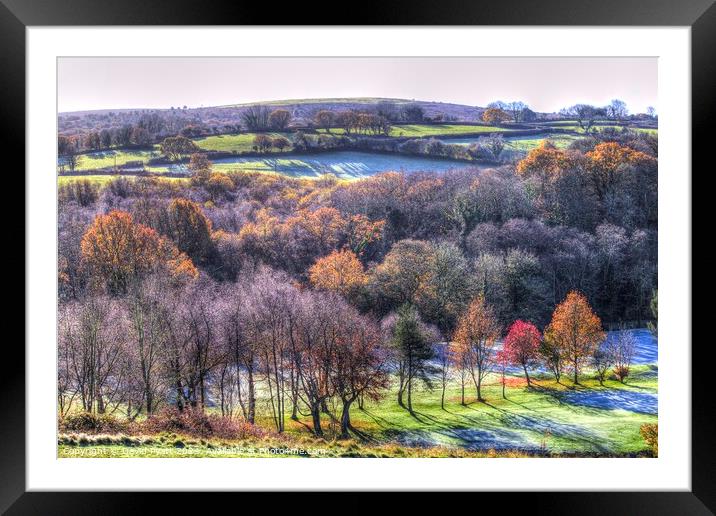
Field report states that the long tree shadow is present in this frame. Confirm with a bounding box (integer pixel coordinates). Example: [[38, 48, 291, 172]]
[[346, 424, 378, 444], [452, 397, 613, 453]]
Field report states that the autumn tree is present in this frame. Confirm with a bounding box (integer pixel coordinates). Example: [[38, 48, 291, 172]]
[[309, 249, 367, 299], [159, 135, 199, 161], [585, 142, 657, 202], [516, 140, 573, 182], [268, 109, 291, 130], [81, 210, 197, 294], [448, 339, 471, 405], [503, 320, 541, 387], [314, 110, 336, 132], [544, 291, 605, 385], [253, 134, 273, 153], [482, 107, 511, 125], [205, 172, 234, 201], [640, 423, 658, 456], [188, 153, 212, 186], [163, 198, 215, 266], [272, 136, 291, 152], [453, 295, 501, 401], [369, 239, 436, 311]]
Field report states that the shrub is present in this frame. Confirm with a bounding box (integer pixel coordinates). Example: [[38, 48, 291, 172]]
[[60, 412, 126, 433], [640, 423, 658, 456], [142, 407, 265, 440]]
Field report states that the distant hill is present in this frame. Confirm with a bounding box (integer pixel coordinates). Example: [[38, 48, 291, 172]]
[[58, 97, 487, 137]]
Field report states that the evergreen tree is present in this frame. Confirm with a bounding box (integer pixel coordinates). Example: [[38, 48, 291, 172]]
[[391, 304, 436, 415]]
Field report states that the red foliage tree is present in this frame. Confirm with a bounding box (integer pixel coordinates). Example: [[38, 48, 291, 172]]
[[503, 320, 541, 386]]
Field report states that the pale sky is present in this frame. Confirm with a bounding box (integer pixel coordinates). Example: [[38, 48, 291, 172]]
[[58, 57, 657, 114]]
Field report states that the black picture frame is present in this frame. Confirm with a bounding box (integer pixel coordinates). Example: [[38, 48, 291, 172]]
[[4, 0, 712, 512]]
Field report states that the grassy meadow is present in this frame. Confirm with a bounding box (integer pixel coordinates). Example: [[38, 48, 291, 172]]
[[194, 132, 293, 153], [59, 358, 657, 458]]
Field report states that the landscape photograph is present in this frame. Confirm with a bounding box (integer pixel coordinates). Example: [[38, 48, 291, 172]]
[[56, 57, 658, 458]]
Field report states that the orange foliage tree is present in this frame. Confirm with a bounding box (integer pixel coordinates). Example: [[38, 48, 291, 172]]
[[544, 291, 605, 385], [81, 210, 197, 294], [309, 249, 367, 298], [585, 142, 657, 201], [453, 295, 501, 401], [482, 107, 511, 125], [516, 140, 575, 183]]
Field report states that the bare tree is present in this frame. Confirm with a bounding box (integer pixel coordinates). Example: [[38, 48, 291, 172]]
[[609, 328, 636, 383], [60, 296, 127, 414], [560, 104, 606, 134]]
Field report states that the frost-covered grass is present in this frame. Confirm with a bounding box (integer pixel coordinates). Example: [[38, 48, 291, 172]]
[[60, 148, 161, 172], [154, 151, 479, 178], [59, 331, 657, 458]]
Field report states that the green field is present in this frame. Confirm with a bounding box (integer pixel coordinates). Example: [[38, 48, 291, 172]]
[[504, 135, 580, 152], [317, 124, 513, 138], [543, 124, 658, 135], [62, 148, 161, 172], [194, 132, 292, 153]]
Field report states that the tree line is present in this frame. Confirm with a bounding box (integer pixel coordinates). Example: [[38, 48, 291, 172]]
[[58, 130, 657, 436]]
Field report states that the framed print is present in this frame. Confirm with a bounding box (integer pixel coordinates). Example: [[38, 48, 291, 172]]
[[5, 0, 713, 511]]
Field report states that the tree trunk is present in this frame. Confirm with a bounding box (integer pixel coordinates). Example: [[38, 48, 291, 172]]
[[407, 377, 414, 414], [339, 399, 353, 439], [523, 364, 531, 387], [176, 379, 184, 411], [311, 403, 323, 437], [573, 359, 579, 385], [247, 367, 255, 424]]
